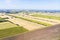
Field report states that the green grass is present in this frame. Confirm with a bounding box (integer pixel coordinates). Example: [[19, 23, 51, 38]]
[[12, 16, 52, 26], [31, 14, 60, 20], [0, 27, 28, 38], [0, 22, 28, 38]]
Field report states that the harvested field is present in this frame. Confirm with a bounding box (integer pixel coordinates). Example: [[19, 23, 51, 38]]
[[7, 17, 45, 30], [10, 15, 52, 26]]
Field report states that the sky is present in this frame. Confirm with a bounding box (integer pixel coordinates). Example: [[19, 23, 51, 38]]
[[0, 0, 60, 10]]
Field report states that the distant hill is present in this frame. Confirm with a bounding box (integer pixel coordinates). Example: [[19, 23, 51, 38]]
[[0, 9, 60, 13]]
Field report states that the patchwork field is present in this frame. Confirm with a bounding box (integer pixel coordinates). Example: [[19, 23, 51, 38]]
[[0, 13, 60, 39]]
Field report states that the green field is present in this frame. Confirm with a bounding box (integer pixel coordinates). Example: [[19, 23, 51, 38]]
[[0, 22, 28, 38], [31, 14, 60, 20]]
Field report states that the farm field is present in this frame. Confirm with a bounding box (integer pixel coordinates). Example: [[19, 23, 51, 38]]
[[0, 22, 18, 29], [8, 13, 60, 29], [19, 15, 59, 25], [0, 18, 28, 38], [9, 14, 60, 25], [7, 17, 45, 30], [31, 14, 60, 20], [9, 15, 52, 26], [0, 13, 60, 39]]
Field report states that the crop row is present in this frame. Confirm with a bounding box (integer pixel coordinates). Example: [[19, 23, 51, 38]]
[[12, 16, 52, 26]]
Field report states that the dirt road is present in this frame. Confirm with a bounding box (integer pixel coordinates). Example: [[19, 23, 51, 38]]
[[1, 24, 60, 40]]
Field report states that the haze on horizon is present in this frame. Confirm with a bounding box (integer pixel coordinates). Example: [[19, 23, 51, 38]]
[[0, 0, 60, 10]]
